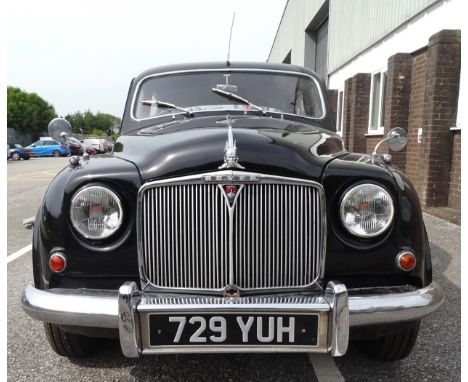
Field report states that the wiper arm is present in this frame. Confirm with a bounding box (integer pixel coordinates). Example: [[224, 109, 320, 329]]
[[141, 99, 193, 117], [211, 88, 265, 115]]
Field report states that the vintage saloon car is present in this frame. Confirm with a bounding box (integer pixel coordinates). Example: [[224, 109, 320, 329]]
[[22, 62, 443, 361]]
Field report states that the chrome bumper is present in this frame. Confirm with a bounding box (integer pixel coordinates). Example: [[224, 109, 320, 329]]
[[21, 281, 443, 357]]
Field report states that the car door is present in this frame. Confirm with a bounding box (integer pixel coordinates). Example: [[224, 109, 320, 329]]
[[29, 141, 44, 156], [43, 140, 56, 155]]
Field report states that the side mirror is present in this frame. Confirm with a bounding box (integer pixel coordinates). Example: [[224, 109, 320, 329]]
[[386, 127, 407, 152], [48, 118, 72, 143], [372, 127, 407, 161]]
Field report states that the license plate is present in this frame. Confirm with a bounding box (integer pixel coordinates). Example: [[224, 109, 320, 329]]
[[149, 313, 319, 346]]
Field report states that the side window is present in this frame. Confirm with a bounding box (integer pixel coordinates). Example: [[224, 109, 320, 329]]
[[368, 70, 387, 134], [34, 141, 43, 146]]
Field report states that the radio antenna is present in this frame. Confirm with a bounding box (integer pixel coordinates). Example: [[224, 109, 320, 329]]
[[226, 12, 235, 66]]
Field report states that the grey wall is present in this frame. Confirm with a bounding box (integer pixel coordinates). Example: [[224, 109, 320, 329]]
[[328, 0, 440, 73], [268, 0, 327, 67], [269, 0, 441, 74]]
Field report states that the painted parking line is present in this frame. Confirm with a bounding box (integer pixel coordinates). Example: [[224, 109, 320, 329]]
[[309, 354, 345, 382], [7, 244, 32, 264]]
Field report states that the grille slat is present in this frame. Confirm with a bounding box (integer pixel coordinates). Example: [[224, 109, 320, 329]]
[[141, 179, 323, 291]]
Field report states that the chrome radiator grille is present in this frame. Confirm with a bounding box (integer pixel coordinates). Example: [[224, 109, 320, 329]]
[[138, 172, 325, 291], [141, 184, 230, 289]]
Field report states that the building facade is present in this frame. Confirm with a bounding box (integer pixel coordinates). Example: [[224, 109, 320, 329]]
[[268, 0, 462, 215]]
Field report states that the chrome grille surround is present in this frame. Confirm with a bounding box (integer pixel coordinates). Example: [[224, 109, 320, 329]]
[[137, 171, 326, 294]]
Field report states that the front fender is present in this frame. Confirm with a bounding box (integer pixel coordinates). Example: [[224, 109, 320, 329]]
[[322, 154, 430, 288], [34, 156, 142, 290]]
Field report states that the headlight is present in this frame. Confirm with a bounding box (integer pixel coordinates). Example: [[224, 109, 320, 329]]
[[70, 185, 123, 240], [340, 183, 394, 238]]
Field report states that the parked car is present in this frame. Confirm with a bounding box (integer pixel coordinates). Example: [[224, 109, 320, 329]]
[[21, 62, 443, 361], [7, 143, 32, 160], [26, 138, 71, 157], [68, 142, 83, 156], [83, 138, 108, 154]]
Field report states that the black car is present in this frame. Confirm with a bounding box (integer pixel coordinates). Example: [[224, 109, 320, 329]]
[[21, 62, 443, 361], [8, 143, 32, 160]]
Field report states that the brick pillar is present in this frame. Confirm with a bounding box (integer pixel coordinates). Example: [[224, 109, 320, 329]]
[[327, 89, 338, 122], [342, 78, 353, 149], [347, 73, 371, 153], [419, 30, 461, 208], [384, 53, 413, 170]]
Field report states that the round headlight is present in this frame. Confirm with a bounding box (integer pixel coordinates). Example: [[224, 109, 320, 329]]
[[70, 186, 123, 240], [340, 183, 394, 238]]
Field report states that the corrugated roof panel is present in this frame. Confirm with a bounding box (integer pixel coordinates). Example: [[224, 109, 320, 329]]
[[328, 0, 440, 72]]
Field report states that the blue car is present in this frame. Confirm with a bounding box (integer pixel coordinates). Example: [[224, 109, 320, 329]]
[[8, 143, 32, 160], [27, 138, 70, 157]]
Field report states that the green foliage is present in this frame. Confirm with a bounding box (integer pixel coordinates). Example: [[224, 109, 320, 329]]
[[7, 86, 57, 134], [65, 111, 121, 136], [7, 86, 121, 137]]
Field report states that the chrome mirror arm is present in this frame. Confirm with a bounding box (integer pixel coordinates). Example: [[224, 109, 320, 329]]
[[371, 137, 390, 159]]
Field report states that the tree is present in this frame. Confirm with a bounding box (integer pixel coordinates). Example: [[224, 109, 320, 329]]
[[65, 111, 121, 136], [7, 87, 57, 136]]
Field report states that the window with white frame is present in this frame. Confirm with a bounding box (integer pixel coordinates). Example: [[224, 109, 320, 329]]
[[368, 70, 387, 133], [336, 89, 344, 135]]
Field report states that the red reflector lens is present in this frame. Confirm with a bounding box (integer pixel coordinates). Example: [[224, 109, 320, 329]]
[[60, 145, 67, 149], [397, 252, 416, 271], [49, 254, 66, 272]]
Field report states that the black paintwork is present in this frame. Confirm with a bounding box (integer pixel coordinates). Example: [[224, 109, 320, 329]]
[[32, 62, 431, 299]]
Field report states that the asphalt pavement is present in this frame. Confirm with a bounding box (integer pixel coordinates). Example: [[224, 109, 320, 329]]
[[7, 157, 461, 381]]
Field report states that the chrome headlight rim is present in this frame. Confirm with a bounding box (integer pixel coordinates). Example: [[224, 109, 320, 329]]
[[339, 182, 395, 238], [70, 184, 124, 240]]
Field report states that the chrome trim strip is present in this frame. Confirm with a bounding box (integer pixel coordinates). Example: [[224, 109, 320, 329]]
[[140, 345, 329, 355], [136, 170, 327, 294], [130, 68, 326, 122]]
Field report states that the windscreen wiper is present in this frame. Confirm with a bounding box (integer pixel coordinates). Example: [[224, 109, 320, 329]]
[[141, 99, 193, 117], [211, 88, 266, 115]]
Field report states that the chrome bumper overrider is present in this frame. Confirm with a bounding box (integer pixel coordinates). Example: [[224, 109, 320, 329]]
[[21, 281, 443, 358]]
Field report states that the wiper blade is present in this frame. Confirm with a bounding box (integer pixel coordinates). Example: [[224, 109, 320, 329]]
[[141, 99, 193, 117], [211, 88, 265, 115]]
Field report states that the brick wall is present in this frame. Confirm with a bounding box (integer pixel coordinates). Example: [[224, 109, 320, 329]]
[[419, 30, 461, 207], [344, 74, 371, 153], [328, 89, 338, 120], [329, 29, 461, 212], [342, 78, 353, 149], [448, 130, 461, 210], [405, 49, 428, 197], [366, 136, 383, 155], [382, 53, 413, 170]]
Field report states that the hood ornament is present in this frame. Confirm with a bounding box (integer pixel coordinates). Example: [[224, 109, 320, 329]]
[[219, 116, 244, 169]]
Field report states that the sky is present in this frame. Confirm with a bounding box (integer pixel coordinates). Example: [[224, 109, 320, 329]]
[[7, 0, 287, 118]]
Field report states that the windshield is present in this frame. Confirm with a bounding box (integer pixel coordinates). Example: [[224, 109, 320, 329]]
[[133, 71, 324, 120]]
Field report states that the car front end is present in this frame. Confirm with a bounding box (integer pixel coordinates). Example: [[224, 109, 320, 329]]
[[21, 62, 443, 360]]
